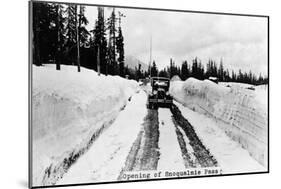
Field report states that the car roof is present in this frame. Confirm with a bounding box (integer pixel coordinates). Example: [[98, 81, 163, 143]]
[[151, 77, 170, 81]]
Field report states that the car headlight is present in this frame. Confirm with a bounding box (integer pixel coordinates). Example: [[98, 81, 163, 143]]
[[153, 91, 157, 95], [166, 91, 170, 95]]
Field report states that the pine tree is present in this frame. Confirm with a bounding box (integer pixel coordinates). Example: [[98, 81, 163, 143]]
[[32, 2, 65, 66], [32, 2, 43, 66], [156, 56, 267, 85], [76, 5, 89, 72], [77, 6, 89, 45], [192, 57, 199, 78], [169, 58, 178, 78], [224, 69, 230, 82], [116, 11, 125, 77], [107, 9, 118, 75], [218, 60, 224, 81], [65, 4, 77, 65], [136, 63, 142, 81], [116, 27, 124, 77], [198, 61, 204, 80], [151, 61, 158, 77], [159, 68, 168, 78], [124, 65, 130, 78], [92, 7, 107, 74], [181, 61, 188, 80], [75, 5, 80, 72]]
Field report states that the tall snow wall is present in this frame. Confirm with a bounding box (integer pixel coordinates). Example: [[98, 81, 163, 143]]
[[32, 65, 139, 185], [170, 78, 268, 167]]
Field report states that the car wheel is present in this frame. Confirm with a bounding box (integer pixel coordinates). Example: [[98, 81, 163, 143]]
[[148, 102, 152, 109]]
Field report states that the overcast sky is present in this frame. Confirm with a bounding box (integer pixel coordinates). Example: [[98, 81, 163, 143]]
[[85, 6, 268, 75]]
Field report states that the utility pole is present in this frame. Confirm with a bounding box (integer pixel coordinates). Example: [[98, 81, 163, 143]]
[[117, 11, 126, 28]]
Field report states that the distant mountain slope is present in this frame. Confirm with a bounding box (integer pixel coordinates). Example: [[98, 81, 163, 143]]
[[125, 55, 149, 72]]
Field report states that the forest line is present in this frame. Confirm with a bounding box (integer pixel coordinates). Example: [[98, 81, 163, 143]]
[[32, 2, 268, 85]]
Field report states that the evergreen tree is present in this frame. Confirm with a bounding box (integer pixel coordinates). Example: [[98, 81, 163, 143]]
[[55, 4, 63, 70], [32, 2, 65, 66], [124, 65, 129, 77], [198, 61, 205, 80], [136, 63, 142, 81], [218, 60, 224, 81], [107, 9, 118, 75], [224, 69, 230, 82], [181, 61, 188, 80], [116, 27, 124, 77], [159, 68, 168, 78], [151, 61, 158, 77], [169, 58, 178, 78], [75, 5, 89, 72], [231, 70, 236, 82], [64, 4, 77, 65], [92, 7, 107, 74], [32, 2, 44, 66], [157, 57, 268, 85], [77, 6, 89, 45], [191, 57, 199, 78]]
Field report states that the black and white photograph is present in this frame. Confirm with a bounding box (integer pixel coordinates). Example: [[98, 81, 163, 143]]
[[29, 0, 269, 188]]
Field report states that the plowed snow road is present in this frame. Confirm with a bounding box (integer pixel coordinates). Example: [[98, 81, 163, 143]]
[[158, 108, 186, 170], [53, 89, 264, 185]]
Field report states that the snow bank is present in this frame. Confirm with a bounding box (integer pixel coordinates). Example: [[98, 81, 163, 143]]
[[175, 102, 265, 174], [170, 78, 268, 167], [32, 64, 139, 185], [170, 75, 182, 82], [57, 91, 147, 184]]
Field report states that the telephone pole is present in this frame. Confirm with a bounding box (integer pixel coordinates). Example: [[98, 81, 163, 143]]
[[117, 11, 126, 28]]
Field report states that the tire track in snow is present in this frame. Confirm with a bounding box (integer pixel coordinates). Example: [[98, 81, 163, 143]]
[[120, 102, 218, 180], [170, 104, 218, 167], [119, 109, 160, 175], [41, 109, 119, 186], [173, 124, 198, 168], [55, 91, 147, 185], [139, 109, 160, 170]]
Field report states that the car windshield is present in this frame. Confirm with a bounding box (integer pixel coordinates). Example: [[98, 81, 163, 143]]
[[155, 81, 168, 86]]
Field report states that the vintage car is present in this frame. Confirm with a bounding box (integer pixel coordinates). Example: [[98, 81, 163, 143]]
[[208, 76, 219, 84], [147, 77, 173, 109]]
